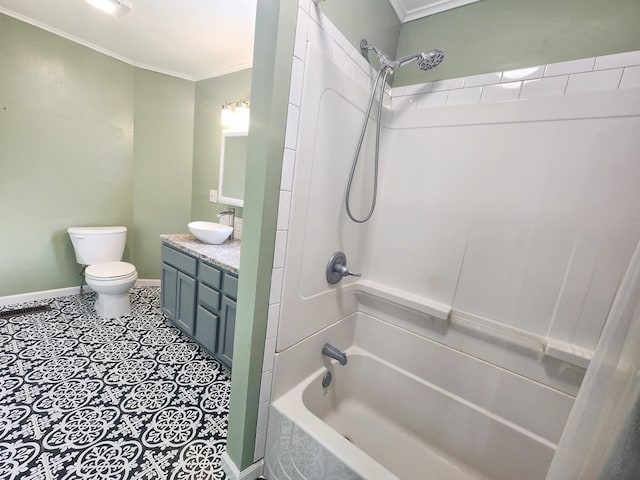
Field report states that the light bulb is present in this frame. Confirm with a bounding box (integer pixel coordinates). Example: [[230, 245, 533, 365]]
[[234, 105, 250, 131], [86, 0, 131, 16], [221, 106, 235, 128]]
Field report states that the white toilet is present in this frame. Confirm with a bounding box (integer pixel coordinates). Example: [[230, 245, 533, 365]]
[[67, 226, 138, 318]]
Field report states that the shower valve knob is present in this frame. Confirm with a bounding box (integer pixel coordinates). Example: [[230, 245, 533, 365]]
[[326, 251, 361, 284], [334, 264, 361, 277]]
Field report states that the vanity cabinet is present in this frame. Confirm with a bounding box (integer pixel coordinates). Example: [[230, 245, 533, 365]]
[[161, 243, 237, 369], [217, 276, 238, 367]]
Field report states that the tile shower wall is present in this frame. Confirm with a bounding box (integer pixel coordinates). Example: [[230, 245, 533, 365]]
[[256, 0, 640, 463], [389, 50, 640, 110]]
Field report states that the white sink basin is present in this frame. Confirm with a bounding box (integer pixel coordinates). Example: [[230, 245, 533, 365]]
[[188, 221, 233, 244]]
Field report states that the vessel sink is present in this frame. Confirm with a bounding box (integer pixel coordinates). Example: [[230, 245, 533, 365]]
[[188, 221, 233, 244]]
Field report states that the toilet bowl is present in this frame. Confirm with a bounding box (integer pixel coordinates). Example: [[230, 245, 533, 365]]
[[67, 226, 138, 318], [85, 261, 137, 318]]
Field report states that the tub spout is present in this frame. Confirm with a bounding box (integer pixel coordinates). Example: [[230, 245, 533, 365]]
[[322, 343, 347, 366]]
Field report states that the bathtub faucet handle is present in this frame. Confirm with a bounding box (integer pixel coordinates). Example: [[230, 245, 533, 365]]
[[326, 251, 361, 284], [334, 263, 361, 278]]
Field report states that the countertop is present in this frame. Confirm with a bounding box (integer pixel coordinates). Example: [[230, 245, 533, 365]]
[[161, 234, 241, 275]]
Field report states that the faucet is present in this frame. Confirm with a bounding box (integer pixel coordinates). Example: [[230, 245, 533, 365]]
[[322, 343, 347, 366], [217, 208, 235, 241]]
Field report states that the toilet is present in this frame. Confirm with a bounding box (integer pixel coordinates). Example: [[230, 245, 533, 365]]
[[67, 226, 138, 318]]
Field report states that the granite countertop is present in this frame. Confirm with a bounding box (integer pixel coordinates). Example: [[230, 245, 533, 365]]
[[161, 234, 241, 275]]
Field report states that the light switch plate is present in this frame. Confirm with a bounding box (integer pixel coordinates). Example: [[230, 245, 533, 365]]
[[209, 189, 218, 203]]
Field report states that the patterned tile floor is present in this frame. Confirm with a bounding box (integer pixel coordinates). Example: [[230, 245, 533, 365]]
[[0, 287, 230, 480]]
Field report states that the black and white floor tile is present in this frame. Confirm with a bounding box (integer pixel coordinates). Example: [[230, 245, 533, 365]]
[[0, 287, 230, 480]]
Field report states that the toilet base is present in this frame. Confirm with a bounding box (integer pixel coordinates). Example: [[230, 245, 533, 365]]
[[95, 292, 132, 318]]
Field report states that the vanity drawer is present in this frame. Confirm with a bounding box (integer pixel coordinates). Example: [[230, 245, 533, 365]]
[[162, 245, 197, 276], [199, 283, 220, 312], [199, 262, 222, 290], [223, 272, 238, 299]]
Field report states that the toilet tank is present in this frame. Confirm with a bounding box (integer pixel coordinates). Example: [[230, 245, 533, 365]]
[[67, 226, 127, 265]]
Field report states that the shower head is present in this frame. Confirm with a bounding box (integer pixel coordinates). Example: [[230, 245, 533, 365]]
[[361, 39, 445, 73], [397, 49, 445, 70], [418, 49, 445, 70]]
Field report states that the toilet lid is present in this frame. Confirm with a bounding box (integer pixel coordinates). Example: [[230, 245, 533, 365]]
[[86, 262, 136, 280]]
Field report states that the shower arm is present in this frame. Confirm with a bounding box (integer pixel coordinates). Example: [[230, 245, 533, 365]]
[[396, 53, 422, 68], [360, 40, 398, 71]]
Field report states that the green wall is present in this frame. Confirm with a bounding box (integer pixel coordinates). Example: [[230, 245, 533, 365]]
[[192, 70, 252, 222], [133, 69, 195, 279], [226, 0, 297, 470], [0, 14, 135, 296], [318, 0, 401, 63], [394, 0, 640, 86], [0, 14, 197, 296]]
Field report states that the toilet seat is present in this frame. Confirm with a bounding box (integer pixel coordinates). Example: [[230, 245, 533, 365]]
[[86, 261, 136, 281]]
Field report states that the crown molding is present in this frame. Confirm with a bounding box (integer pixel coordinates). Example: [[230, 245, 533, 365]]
[[388, 0, 482, 23]]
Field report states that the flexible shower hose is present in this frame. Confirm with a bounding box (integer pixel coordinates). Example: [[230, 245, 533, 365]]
[[345, 66, 391, 224]]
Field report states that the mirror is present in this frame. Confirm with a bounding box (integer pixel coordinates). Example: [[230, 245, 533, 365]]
[[218, 130, 248, 207]]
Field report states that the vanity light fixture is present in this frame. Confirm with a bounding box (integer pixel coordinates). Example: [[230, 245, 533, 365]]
[[221, 103, 235, 129], [86, 0, 132, 17], [220, 100, 250, 131]]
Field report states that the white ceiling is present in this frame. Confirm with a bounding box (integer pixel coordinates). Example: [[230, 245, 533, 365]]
[[0, 0, 478, 81], [0, 0, 257, 81]]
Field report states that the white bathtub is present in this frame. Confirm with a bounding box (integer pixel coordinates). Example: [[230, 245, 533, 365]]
[[265, 314, 574, 480]]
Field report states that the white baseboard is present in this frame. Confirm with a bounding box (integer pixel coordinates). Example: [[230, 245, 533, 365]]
[[0, 279, 161, 307], [0, 287, 82, 307], [135, 279, 161, 287], [221, 451, 264, 480]]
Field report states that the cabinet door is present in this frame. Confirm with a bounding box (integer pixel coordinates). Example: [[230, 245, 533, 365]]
[[195, 306, 219, 355], [176, 272, 197, 335], [161, 263, 178, 320], [217, 296, 236, 369]]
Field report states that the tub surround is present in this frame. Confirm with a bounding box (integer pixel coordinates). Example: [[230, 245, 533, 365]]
[[261, 3, 640, 478], [274, 5, 640, 390], [160, 233, 241, 275]]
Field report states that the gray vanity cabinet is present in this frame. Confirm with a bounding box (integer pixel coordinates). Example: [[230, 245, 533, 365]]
[[161, 247, 197, 335], [217, 274, 238, 367], [160, 264, 178, 319], [161, 243, 237, 369], [175, 273, 197, 335]]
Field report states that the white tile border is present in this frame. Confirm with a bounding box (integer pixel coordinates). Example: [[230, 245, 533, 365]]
[[390, 50, 640, 110], [276, 191, 292, 231], [621, 65, 640, 89], [447, 86, 482, 105], [289, 57, 305, 107], [480, 82, 522, 103], [501, 66, 544, 82], [594, 50, 640, 70], [565, 68, 623, 95], [545, 57, 595, 77], [521, 75, 569, 98], [464, 71, 502, 87]]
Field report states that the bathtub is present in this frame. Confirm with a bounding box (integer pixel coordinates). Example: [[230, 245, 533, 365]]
[[265, 314, 573, 480]]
